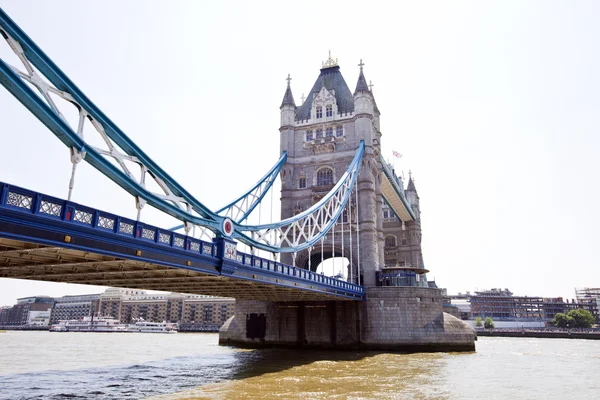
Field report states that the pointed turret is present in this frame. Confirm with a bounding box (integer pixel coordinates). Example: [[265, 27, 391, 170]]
[[280, 76, 296, 108], [405, 172, 420, 220], [354, 63, 370, 94], [353, 59, 374, 115], [280, 74, 296, 127], [406, 176, 416, 193]]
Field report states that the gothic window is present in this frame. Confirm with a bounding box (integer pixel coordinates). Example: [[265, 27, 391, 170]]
[[306, 130, 313, 141], [298, 177, 307, 189], [326, 127, 333, 137], [383, 207, 397, 221], [402, 239, 407, 246], [316, 129, 323, 139], [316, 167, 333, 186], [316, 106, 323, 119], [336, 126, 343, 137], [385, 236, 397, 248], [326, 104, 332, 117]]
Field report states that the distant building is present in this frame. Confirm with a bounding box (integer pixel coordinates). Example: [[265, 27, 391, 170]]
[[51, 294, 100, 323], [449, 288, 598, 323], [575, 288, 600, 322], [1, 296, 54, 326], [98, 288, 235, 326], [0, 306, 12, 324], [3, 288, 236, 328]]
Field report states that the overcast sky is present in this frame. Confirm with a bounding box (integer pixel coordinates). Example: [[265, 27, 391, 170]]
[[1, 1, 599, 305]]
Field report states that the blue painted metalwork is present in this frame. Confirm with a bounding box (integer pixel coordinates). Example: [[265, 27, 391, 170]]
[[170, 151, 287, 231], [0, 8, 364, 254], [0, 8, 221, 227], [233, 141, 364, 252], [0, 181, 365, 300], [216, 151, 286, 223]]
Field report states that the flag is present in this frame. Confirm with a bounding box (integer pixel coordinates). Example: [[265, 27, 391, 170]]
[[392, 150, 402, 158]]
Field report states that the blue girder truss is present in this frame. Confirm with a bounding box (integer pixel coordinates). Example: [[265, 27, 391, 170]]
[[0, 8, 364, 254]]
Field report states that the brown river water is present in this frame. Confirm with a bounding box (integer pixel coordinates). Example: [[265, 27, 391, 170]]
[[0, 331, 598, 399]]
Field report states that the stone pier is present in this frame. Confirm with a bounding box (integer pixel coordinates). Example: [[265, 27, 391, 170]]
[[219, 286, 476, 352]]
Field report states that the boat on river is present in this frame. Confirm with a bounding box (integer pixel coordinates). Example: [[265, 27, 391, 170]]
[[126, 319, 177, 334], [49, 315, 127, 332]]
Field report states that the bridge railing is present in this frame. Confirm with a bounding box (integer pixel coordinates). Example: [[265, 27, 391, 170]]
[[233, 251, 363, 293], [0, 182, 363, 296]]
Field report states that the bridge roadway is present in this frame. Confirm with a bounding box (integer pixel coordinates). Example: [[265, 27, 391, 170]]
[[0, 182, 364, 301]]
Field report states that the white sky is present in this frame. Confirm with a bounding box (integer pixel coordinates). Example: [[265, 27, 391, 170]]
[[1, 1, 599, 305]]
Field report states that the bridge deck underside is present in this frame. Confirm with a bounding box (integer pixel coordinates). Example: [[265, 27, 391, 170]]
[[0, 238, 346, 301]]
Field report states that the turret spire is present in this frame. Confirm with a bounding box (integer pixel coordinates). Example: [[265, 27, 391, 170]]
[[354, 59, 370, 94], [280, 73, 296, 108], [406, 172, 417, 193]]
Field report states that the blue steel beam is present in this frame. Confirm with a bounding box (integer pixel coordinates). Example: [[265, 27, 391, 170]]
[[0, 181, 364, 300], [0, 8, 364, 254]]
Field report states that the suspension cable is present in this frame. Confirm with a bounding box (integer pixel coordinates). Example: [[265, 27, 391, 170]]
[[355, 179, 361, 286], [349, 200, 353, 284]]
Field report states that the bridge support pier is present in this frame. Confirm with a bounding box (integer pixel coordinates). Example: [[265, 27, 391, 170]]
[[219, 287, 476, 352]]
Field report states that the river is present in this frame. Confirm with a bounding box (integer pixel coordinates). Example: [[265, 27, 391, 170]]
[[0, 331, 598, 399]]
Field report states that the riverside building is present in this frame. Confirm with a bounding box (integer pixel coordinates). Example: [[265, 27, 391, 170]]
[[450, 288, 599, 324]]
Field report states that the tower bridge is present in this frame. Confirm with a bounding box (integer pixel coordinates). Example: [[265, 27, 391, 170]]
[[0, 8, 475, 351]]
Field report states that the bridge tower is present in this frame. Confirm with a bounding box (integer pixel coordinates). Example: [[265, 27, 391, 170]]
[[221, 55, 476, 352], [279, 55, 385, 286]]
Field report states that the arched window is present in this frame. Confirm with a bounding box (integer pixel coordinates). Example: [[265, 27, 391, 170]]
[[298, 177, 307, 189], [316, 106, 323, 119], [326, 127, 333, 137], [316, 129, 323, 138], [336, 126, 343, 137], [326, 104, 333, 117], [306, 130, 313, 141], [316, 167, 333, 186], [385, 236, 397, 248]]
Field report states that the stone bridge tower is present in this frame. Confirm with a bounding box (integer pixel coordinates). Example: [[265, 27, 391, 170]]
[[219, 55, 476, 353], [279, 55, 385, 286]]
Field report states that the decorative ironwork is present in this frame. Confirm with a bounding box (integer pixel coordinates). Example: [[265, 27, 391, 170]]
[[190, 242, 200, 252], [223, 242, 237, 260], [254, 259, 261, 267], [203, 244, 213, 255], [97, 216, 115, 230], [173, 237, 184, 248], [322, 50, 339, 68], [39, 200, 62, 216], [119, 222, 134, 235], [236, 254, 243, 263], [74, 210, 93, 224], [7, 192, 32, 210], [158, 232, 170, 244], [141, 228, 155, 240]]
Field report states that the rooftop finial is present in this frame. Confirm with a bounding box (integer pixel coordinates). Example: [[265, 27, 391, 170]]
[[322, 50, 339, 68], [286, 73, 292, 86], [300, 93, 306, 104], [369, 80, 374, 92], [358, 59, 365, 71]]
